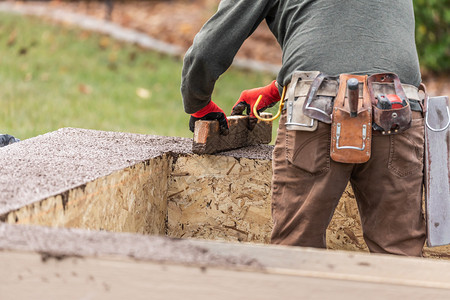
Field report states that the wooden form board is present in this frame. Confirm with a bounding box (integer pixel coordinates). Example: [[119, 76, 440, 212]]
[[425, 96, 450, 247], [2, 222, 450, 300], [192, 113, 273, 154], [3, 251, 450, 300]]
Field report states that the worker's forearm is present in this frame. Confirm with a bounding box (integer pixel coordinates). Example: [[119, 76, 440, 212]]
[[181, 0, 275, 114]]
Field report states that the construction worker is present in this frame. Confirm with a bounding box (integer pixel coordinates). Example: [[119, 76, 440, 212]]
[[181, 1, 426, 256]]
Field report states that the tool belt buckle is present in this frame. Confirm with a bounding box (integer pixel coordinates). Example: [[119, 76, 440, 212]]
[[330, 74, 372, 164], [368, 73, 412, 135]]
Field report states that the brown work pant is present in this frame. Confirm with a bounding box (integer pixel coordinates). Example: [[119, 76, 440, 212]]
[[271, 111, 426, 256]]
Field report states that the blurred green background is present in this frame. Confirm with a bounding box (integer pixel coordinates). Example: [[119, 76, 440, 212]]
[[414, 0, 449, 73], [0, 0, 448, 141], [0, 12, 273, 140]]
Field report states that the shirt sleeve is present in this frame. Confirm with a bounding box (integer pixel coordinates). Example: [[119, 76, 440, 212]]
[[181, 0, 276, 114]]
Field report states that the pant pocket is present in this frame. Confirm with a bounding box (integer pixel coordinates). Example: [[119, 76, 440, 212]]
[[388, 118, 424, 177], [285, 122, 330, 175]]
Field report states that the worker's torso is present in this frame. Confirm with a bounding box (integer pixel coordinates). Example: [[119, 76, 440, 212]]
[[266, 0, 421, 86]]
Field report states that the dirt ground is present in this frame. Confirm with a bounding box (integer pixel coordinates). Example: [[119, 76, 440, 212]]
[[14, 0, 450, 96]]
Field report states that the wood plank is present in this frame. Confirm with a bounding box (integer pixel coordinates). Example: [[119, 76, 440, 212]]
[[2, 251, 449, 300], [425, 96, 450, 247], [5, 157, 171, 236], [2, 233, 450, 300], [192, 113, 273, 154], [167, 155, 272, 243]]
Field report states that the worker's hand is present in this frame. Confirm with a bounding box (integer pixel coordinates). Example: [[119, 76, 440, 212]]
[[231, 80, 281, 117], [189, 100, 229, 135]]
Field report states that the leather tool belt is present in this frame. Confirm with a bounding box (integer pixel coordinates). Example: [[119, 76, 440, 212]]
[[285, 72, 422, 129], [368, 73, 412, 135], [284, 71, 424, 163], [285, 71, 321, 131], [331, 74, 372, 163]]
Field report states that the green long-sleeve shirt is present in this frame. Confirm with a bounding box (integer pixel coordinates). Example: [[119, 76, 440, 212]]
[[181, 0, 421, 114]]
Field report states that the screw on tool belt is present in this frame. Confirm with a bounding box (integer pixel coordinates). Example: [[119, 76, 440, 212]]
[[367, 73, 412, 135]]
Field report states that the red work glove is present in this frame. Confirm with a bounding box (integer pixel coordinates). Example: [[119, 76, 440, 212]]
[[189, 100, 229, 135], [231, 80, 281, 117]]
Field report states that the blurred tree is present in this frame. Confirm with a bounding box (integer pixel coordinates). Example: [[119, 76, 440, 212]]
[[414, 0, 450, 73]]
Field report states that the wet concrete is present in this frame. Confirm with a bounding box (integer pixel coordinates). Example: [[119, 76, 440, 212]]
[[0, 222, 262, 268], [221, 144, 274, 161], [0, 128, 272, 216]]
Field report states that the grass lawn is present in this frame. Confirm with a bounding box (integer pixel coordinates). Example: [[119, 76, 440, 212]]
[[0, 13, 276, 141]]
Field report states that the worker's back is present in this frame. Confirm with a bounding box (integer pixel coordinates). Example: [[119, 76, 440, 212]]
[[269, 0, 421, 86]]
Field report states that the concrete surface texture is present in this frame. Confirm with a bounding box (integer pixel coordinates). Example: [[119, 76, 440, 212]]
[[0, 222, 260, 267]]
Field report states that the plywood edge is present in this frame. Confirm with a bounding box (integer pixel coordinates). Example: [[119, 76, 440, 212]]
[[3, 155, 173, 235]]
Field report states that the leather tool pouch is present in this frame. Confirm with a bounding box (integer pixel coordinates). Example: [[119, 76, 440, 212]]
[[367, 73, 412, 135], [285, 71, 320, 131], [331, 74, 372, 163]]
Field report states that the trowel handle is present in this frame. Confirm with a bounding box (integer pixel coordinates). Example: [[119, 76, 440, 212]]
[[347, 78, 359, 118]]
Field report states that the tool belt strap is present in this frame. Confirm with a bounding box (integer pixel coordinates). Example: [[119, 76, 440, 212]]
[[289, 77, 422, 111]]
